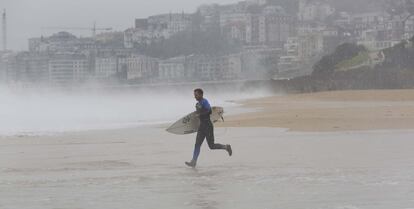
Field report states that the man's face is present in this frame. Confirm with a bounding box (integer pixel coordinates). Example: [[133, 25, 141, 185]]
[[194, 91, 202, 101]]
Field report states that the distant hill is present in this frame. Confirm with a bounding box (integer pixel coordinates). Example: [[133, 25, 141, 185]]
[[280, 37, 414, 93]]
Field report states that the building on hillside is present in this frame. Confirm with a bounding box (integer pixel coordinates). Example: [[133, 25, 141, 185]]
[[95, 57, 118, 79], [298, 0, 335, 22], [118, 55, 159, 81], [48, 55, 89, 85], [158, 56, 186, 82], [28, 32, 95, 54]]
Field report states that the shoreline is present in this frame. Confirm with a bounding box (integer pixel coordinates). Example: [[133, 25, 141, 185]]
[[3, 89, 414, 137]]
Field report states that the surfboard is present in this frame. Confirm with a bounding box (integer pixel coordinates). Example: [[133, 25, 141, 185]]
[[166, 106, 224, 135]]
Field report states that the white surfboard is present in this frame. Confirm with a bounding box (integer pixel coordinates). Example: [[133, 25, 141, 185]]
[[166, 106, 224, 135]]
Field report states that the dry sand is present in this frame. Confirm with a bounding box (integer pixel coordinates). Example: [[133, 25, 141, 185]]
[[220, 89, 414, 132]]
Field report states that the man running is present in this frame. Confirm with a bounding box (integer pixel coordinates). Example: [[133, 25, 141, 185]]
[[185, 88, 232, 168]]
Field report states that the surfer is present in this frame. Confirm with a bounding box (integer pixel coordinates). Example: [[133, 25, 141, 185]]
[[185, 88, 232, 168]]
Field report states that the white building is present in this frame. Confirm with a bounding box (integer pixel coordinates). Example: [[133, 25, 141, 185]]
[[220, 12, 248, 27], [95, 57, 117, 79], [124, 28, 167, 48], [246, 0, 267, 6], [192, 54, 242, 81], [298, 0, 335, 22], [265, 13, 294, 46], [95, 31, 124, 45], [220, 12, 249, 41], [298, 34, 323, 60], [284, 37, 299, 56], [334, 12, 352, 27], [158, 56, 186, 81], [166, 14, 192, 35], [284, 34, 323, 60], [23, 54, 50, 83], [245, 14, 267, 45], [278, 33, 323, 76], [278, 55, 300, 73], [357, 39, 400, 51], [352, 12, 386, 27], [356, 15, 405, 51], [245, 11, 294, 46], [219, 6, 294, 46], [405, 16, 414, 39], [157, 54, 242, 82], [48, 57, 89, 85], [125, 13, 192, 48], [1, 52, 50, 84], [118, 55, 158, 81], [297, 22, 325, 36]]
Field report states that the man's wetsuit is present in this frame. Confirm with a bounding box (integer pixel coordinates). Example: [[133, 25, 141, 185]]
[[191, 98, 227, 162]]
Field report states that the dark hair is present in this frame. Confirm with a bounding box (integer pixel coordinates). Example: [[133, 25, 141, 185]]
[[194, 88, 203, 95]]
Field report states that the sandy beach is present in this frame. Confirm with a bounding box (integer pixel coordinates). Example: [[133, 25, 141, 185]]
[[1, 89, 414, 209], [221, 89, 414, 132]]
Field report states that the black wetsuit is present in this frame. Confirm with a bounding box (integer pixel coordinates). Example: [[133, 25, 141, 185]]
[[191, 98, 226, 162]]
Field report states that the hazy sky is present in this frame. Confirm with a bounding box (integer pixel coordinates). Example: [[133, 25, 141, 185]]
[[1, 0, 240, 51]]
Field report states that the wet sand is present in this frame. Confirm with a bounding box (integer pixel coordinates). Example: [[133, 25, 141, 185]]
[[1, 126, 414, 209]]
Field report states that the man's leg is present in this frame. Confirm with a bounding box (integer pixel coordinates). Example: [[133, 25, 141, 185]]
[[192, 130, 206, 161], [205, 124, 232, 156], [185, 129, 205, 167]]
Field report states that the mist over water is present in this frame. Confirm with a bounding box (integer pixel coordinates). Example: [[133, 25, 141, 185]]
[[0, 84, 273, 136]]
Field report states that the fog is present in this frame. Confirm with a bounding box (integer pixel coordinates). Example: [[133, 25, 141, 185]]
[[0, 84, 273, 136], [2, 0, 240, 50]]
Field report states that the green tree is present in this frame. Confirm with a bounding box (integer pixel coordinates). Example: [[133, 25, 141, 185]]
[[139, 27, 242, 59], [312, 43, 366, 76]]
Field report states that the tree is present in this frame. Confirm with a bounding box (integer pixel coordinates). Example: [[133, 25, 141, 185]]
[[381, 37, 414, 70], [138, 28, 242, 59], [312, 43, 366, 76]]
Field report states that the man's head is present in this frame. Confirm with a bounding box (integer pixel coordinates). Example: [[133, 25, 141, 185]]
[[194, 88, 204, 101]]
